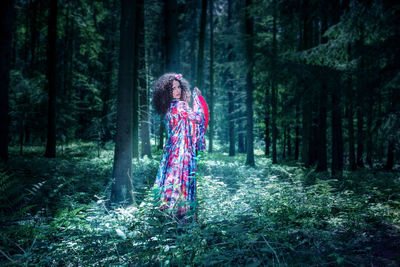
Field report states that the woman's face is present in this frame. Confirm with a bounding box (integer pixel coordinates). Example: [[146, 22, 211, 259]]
[[172, 80, 181, 99]]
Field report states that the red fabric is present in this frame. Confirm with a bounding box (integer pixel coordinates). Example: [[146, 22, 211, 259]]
[[199, 95, 209, 132]]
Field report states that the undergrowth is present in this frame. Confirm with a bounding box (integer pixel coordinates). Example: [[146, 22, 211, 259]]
[[0, 143, 399, 266]]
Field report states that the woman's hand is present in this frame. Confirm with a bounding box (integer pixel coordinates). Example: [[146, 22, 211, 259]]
[[194, 86, 202, 96]]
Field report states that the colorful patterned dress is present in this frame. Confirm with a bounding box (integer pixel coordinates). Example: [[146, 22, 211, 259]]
[[153, 90, 209, 220]]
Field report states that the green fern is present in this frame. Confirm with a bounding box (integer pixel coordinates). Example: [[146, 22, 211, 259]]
[[0, 168, 36, 223]]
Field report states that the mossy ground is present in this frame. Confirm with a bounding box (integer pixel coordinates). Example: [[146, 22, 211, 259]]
[[1, 142, 399, 266]]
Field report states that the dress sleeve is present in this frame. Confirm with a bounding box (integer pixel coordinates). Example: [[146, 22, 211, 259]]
[[193, 90, 207, 151], [199, 95, 209, 132], [175, 99, 204, 124]]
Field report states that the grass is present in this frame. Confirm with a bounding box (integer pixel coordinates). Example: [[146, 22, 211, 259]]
[[1, 142, 399, 266]]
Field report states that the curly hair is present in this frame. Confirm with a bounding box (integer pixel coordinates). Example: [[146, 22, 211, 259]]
[[152, 73, 191, 115]]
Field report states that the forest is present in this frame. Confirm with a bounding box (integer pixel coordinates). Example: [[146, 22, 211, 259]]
[[1, 0, 399, 265]]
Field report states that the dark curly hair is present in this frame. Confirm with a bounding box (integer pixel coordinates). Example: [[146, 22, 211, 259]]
[[152, 73, 191, 115]]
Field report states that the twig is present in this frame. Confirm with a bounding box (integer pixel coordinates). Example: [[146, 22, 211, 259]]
[[0, 249, 16, 263], [261, 235, 281, 265], [5, 236, 26, 254]]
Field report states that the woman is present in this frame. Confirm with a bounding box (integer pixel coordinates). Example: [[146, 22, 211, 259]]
[[152, 73, 209, 222]]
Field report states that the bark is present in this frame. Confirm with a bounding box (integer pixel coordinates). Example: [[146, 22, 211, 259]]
[[331, 81, 344, 177], [287, 125, 291, 156], [300, 0, 312, 167], [245, 0, 255, 166], [282, 124, 286, 159], [264, 79, 270, 156], [301, 85, 312, 167], [158, 122, 164, 150], [346, 44, 356, 170], [101, 0, 117, 146], [228, 91, 235, 156], [356, 30, 365, 168], [164, 0, 179, 72], [196, 0, 207, 89], [316, 81, 327, 172], [208, 0, 214, 153], [132, 0, 144, 159], [366, 92, 373, 167], [347, 91, 356, 170], [238, 123, 245, 153], [44, 0, 57, 158], [137, 0, 151, 158], [0, 0, 15, 163], [227, 0, 235, 156], [110, 0, 136, 205], [384, 140, 394, 170], [295, 104, 300, 160], [271, 0, 277, 164]]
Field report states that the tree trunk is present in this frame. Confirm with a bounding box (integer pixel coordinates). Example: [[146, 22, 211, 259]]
[[356, 30, 365, 168], [356, 97, 364, 167], [282, 124, 286, 159], [264, 81, 270, 156], [244, 0, 255, 166], [29, 0, 38, 77], [347, 93, 356, 170], [295, 104, 300, 160], [227, 0, 235, 156], [228, 91, 235, 156], [196, 0, 207, 89], [316, 81, 327, 171], [110, 0, 136, 206], [346, 44, 356, 170], [132, 0, 144, 159], [384, 140, 394, 170], [300, 0, 312, 167], [158, 122, 164, 150], [366, 91, 373, 167], [331, 80, 344, 177], [310, 99, 319, 166], [238, 122, 245, 153], [0, 0, 15, 163], [287, 125, 291, 157], [301, 86, 312, 167], [101, 0, 117, 146], [164, 0, 179, 72], [271, 0, 277, 164], [208, 0, 214, 153], [137, 0, 151, 158], [44, 0, 57, 158]]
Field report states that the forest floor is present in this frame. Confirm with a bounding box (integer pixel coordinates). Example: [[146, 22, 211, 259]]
[[1, 142, 400, 266]]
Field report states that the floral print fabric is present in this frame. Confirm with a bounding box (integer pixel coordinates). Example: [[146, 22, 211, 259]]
[[153, 90, 207, 220]]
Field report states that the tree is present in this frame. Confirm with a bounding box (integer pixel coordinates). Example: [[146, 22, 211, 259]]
[[132, 0, 143, 159], [244, 0, 255, 166], [165, 0, 179, 72], [0, 0, 15, 163], [44, 0, 57, 158], [100, 0, 118, 146], [270, 0, 278, 164], [331, 74, 344, 177], [110, 0, 136, 205], [208, 0, 215, 153], [137, 0, 151, 159], [227, 0, 235, 157], [196, 0, 208, 90]]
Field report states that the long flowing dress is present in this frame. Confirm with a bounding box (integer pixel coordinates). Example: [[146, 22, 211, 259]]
[[153, 90, 209, 221]]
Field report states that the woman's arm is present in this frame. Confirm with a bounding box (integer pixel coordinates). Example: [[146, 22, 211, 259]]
[[175, 95, 204, 124]]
